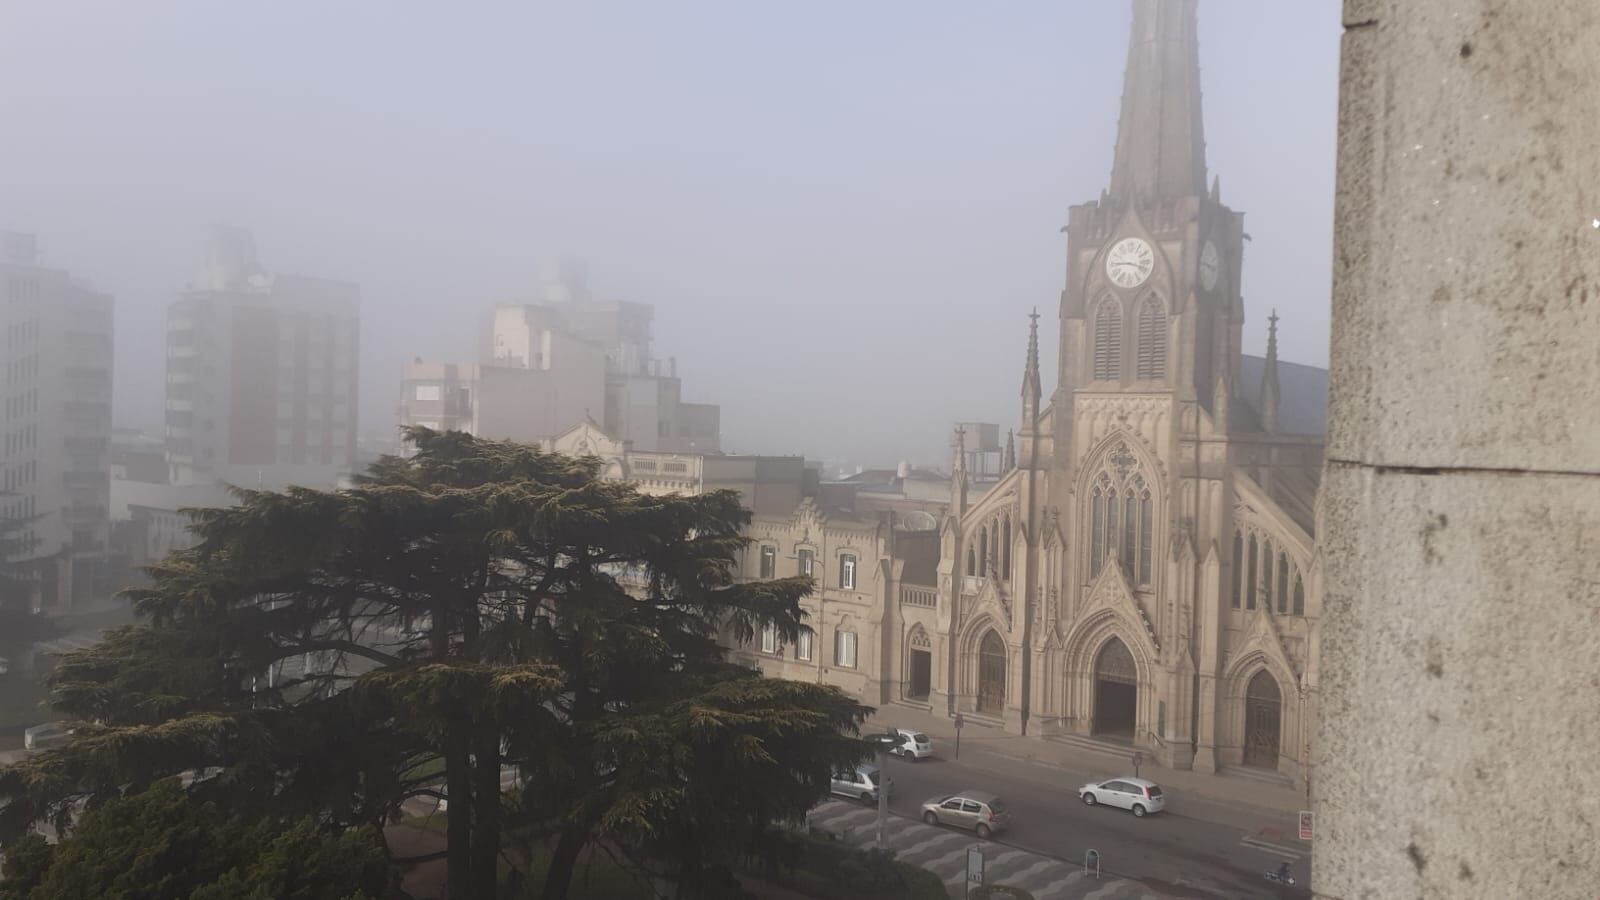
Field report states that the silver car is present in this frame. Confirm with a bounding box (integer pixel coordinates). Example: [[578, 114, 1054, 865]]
[[1079, 776, 1167, 817], [831, 764, 888, 804], [919, 790, 1011, 838]]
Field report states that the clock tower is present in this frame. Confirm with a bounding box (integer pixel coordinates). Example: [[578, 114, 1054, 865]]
[[1056, 0, 1244, 412]]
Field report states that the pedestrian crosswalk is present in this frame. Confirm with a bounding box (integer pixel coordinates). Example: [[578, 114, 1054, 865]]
[[1239, 835, 1307, 860], [804, 800, 1175, 900]]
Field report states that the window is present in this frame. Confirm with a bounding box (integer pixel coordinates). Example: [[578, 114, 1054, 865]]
[[966, 547, 976, 577], [797, 548, 814, 577], [834, 631, 857, 668], [1246, 535, 1258, 610], [759, 545, 776, 579], [795, 627, 813, 661], [1091, 488, 1106, 577], [1262, 540, 1275, 611], [1293, 575, 1305, 616], [978, 528, 988, 577], [1136, 296, 1167, 380], [760, 622, 777, 654], [1138, 489, 1153, 585], [1231, 532, 1243, 608], [1121, 491, 1137, 574], [1093, 299, 1122, 381], [1002, 516, 1011, 579], [839, 554, 857, 590], [1277, 554, 1291, 614], [413, 384, 441, 402]]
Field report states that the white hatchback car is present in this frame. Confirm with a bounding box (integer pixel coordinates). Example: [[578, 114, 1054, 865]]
[[1079, 776, 1166, 817], [884, 727, 934, 760]]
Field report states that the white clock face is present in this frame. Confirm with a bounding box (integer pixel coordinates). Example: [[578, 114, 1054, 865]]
[[1106, 238, 1155, 289], [1199, 241, 1220, 291]]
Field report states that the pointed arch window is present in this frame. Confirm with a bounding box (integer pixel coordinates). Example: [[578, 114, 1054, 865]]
[[1138, 487, 1153, 585], [1088, 468, 1153, 588], [1292, 575, 1305, 615], [1277, 553, 1290, 614], [1231, 532, 1243, 608], [1121, 490, 1137, 575], [1091, 487, 1106, 578], [966, 546, 976, 578], [978, 527, 988, 578], [1136, 296, 1167, 380], [1262, 540, 1275, 612], [1093, 299, 1122, 381], [1246, 535, 1258, 610], [1104, 491, 1119, 570], [1002, 515, 1012, 580]]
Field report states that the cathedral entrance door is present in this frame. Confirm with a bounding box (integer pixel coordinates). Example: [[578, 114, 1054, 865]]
[[1244, 670, 1282, 769], [909, 650, 931, 700], [1092, 637, 1138, 739], [976, 631, 1006, 715]]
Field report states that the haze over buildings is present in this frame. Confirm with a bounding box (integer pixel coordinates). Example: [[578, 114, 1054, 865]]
[[0, 233, 114, 610], [0, 2, 1339, 466]]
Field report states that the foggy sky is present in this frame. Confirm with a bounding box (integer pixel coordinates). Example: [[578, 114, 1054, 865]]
[[0, 1, 1340, 467]]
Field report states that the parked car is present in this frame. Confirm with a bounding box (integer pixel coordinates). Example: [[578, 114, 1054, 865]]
[[919, 790, 1011, 838], [1079, 777, 1166, 817], [831, 764, 889, 804], [884, 727, 933, 761]]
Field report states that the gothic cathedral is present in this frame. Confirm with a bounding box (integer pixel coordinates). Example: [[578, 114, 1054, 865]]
[[927, 0, 1324, 779]]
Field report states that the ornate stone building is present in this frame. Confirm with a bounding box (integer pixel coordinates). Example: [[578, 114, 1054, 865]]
[[916, 0, 1327, 781]]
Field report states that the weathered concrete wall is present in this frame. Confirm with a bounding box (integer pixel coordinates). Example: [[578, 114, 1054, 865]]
[[1317, 1, 1600, 898]]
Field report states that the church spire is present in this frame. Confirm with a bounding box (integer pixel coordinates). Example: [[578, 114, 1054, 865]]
[[1021, 308, 1041, 423], [1260, 309, 1281, 433], [950, 425, 969, 516], [1108, 0, 1207, 202]]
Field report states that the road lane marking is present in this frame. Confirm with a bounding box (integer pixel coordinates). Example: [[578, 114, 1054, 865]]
[[1240, 835, 1305, 859], [891, 829, 966, 860], [976, 848, 1032, 880], [1001, 857, 1070, 888], [1031, 872, 1087, 900]]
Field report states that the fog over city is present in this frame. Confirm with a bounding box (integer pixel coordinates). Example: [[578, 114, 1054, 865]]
[[0, 1, 1338, 465]]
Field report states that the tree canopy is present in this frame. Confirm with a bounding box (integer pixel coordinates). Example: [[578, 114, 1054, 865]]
[[0, 428, 871, 899]]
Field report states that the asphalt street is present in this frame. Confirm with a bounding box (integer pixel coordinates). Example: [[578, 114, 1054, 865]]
[[870, 748, 1311, 899]]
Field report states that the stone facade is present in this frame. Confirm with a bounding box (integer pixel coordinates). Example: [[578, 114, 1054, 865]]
[[1314, 0, 1600, 896], [723, 0, 1332, 787]]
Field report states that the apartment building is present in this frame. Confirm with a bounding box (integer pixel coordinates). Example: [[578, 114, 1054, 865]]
[[0, 232, 114, 610], [166, 227, 359, 489]]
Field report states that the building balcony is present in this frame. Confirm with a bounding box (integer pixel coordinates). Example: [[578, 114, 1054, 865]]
[[900, 584, 937, 608]]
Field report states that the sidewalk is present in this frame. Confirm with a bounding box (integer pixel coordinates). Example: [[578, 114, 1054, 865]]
[[866, 704, 1305, 822]]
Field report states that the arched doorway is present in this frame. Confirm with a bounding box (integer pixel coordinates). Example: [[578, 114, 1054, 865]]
[[907, 628, 932, 701], [1092, 637, 1138, 739], [1244, 669, 1282, 769], [976, 631, 1006, 714]]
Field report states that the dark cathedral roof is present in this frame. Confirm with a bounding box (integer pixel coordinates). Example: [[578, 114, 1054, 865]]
[[1238, 354, 1329, 437]]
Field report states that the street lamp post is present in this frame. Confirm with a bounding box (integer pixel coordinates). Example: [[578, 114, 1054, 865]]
[[865, 733, 900, 850]]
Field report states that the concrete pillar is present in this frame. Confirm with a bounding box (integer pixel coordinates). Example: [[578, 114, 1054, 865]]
[[1316, 2, 1600, 898]]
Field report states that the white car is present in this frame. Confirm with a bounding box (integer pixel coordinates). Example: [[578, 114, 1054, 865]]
[[884, 727, 933, 760], [1079, 776, 1166, 817]]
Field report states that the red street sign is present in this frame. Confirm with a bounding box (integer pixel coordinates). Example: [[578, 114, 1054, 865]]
[[1298, 810, 1313, 841], [953, 714, 964, 730]]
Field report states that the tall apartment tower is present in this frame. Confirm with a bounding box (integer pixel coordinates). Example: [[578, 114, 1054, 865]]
[[0, 232, 114, 610], [166, 227, 359, 489]]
